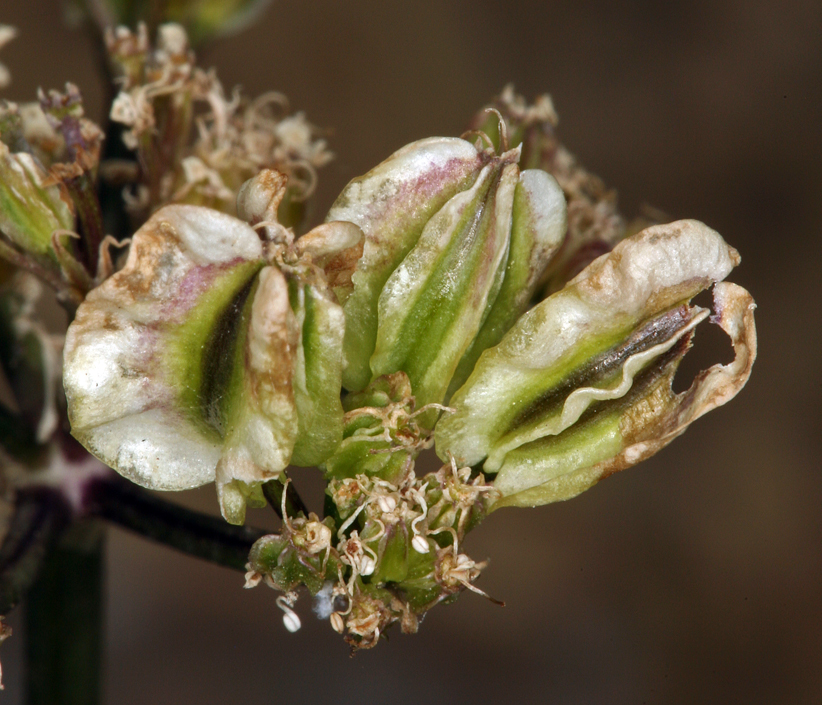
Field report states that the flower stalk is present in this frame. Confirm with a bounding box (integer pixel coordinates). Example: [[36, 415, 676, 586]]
[[88, 475, 267, 571]]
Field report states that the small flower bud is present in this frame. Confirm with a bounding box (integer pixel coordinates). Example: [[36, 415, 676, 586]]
[[248, 520, 339, 595], [282, 611, 301, 633], [236, 169, 289, 230], [359, 555, 376, 576], [411, 534, 430, 554], [377, 495, 397, 514], [303, 519, 332, 555], [0, 141, 75, 262], [321, 372, 417, 484]]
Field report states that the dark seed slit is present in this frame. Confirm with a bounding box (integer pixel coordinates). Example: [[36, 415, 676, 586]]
[[200, 277, 257, 436], [487, 332, 693, 471], [506, 305, 694, 435]]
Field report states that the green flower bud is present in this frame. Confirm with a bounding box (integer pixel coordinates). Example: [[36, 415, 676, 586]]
[[247, 514, 338, 594], [0, 140, 75, 262], [436, 220, 757, 508], [369, 521, 412, 585], [322, 373, 418, 483]]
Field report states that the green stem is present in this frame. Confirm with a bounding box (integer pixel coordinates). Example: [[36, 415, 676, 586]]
[[25, 521, 105, 705], [63, 172, 105, 276], [0, 488, 71, 616], [0, 240, 81, 310], [88, 476, 266, 571]]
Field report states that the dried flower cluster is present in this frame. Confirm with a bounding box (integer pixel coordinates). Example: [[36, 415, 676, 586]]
[[0, 20, 756, 654], [105, 24, 331, 225]]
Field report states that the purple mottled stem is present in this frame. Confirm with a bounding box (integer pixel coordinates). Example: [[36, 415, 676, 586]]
[[87, 476, 267, 571]]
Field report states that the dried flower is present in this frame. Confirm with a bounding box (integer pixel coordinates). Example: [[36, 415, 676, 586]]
[[0, 84, 112, 305]]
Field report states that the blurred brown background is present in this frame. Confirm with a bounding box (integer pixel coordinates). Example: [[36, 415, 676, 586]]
[[2, 0, 821, 703]]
